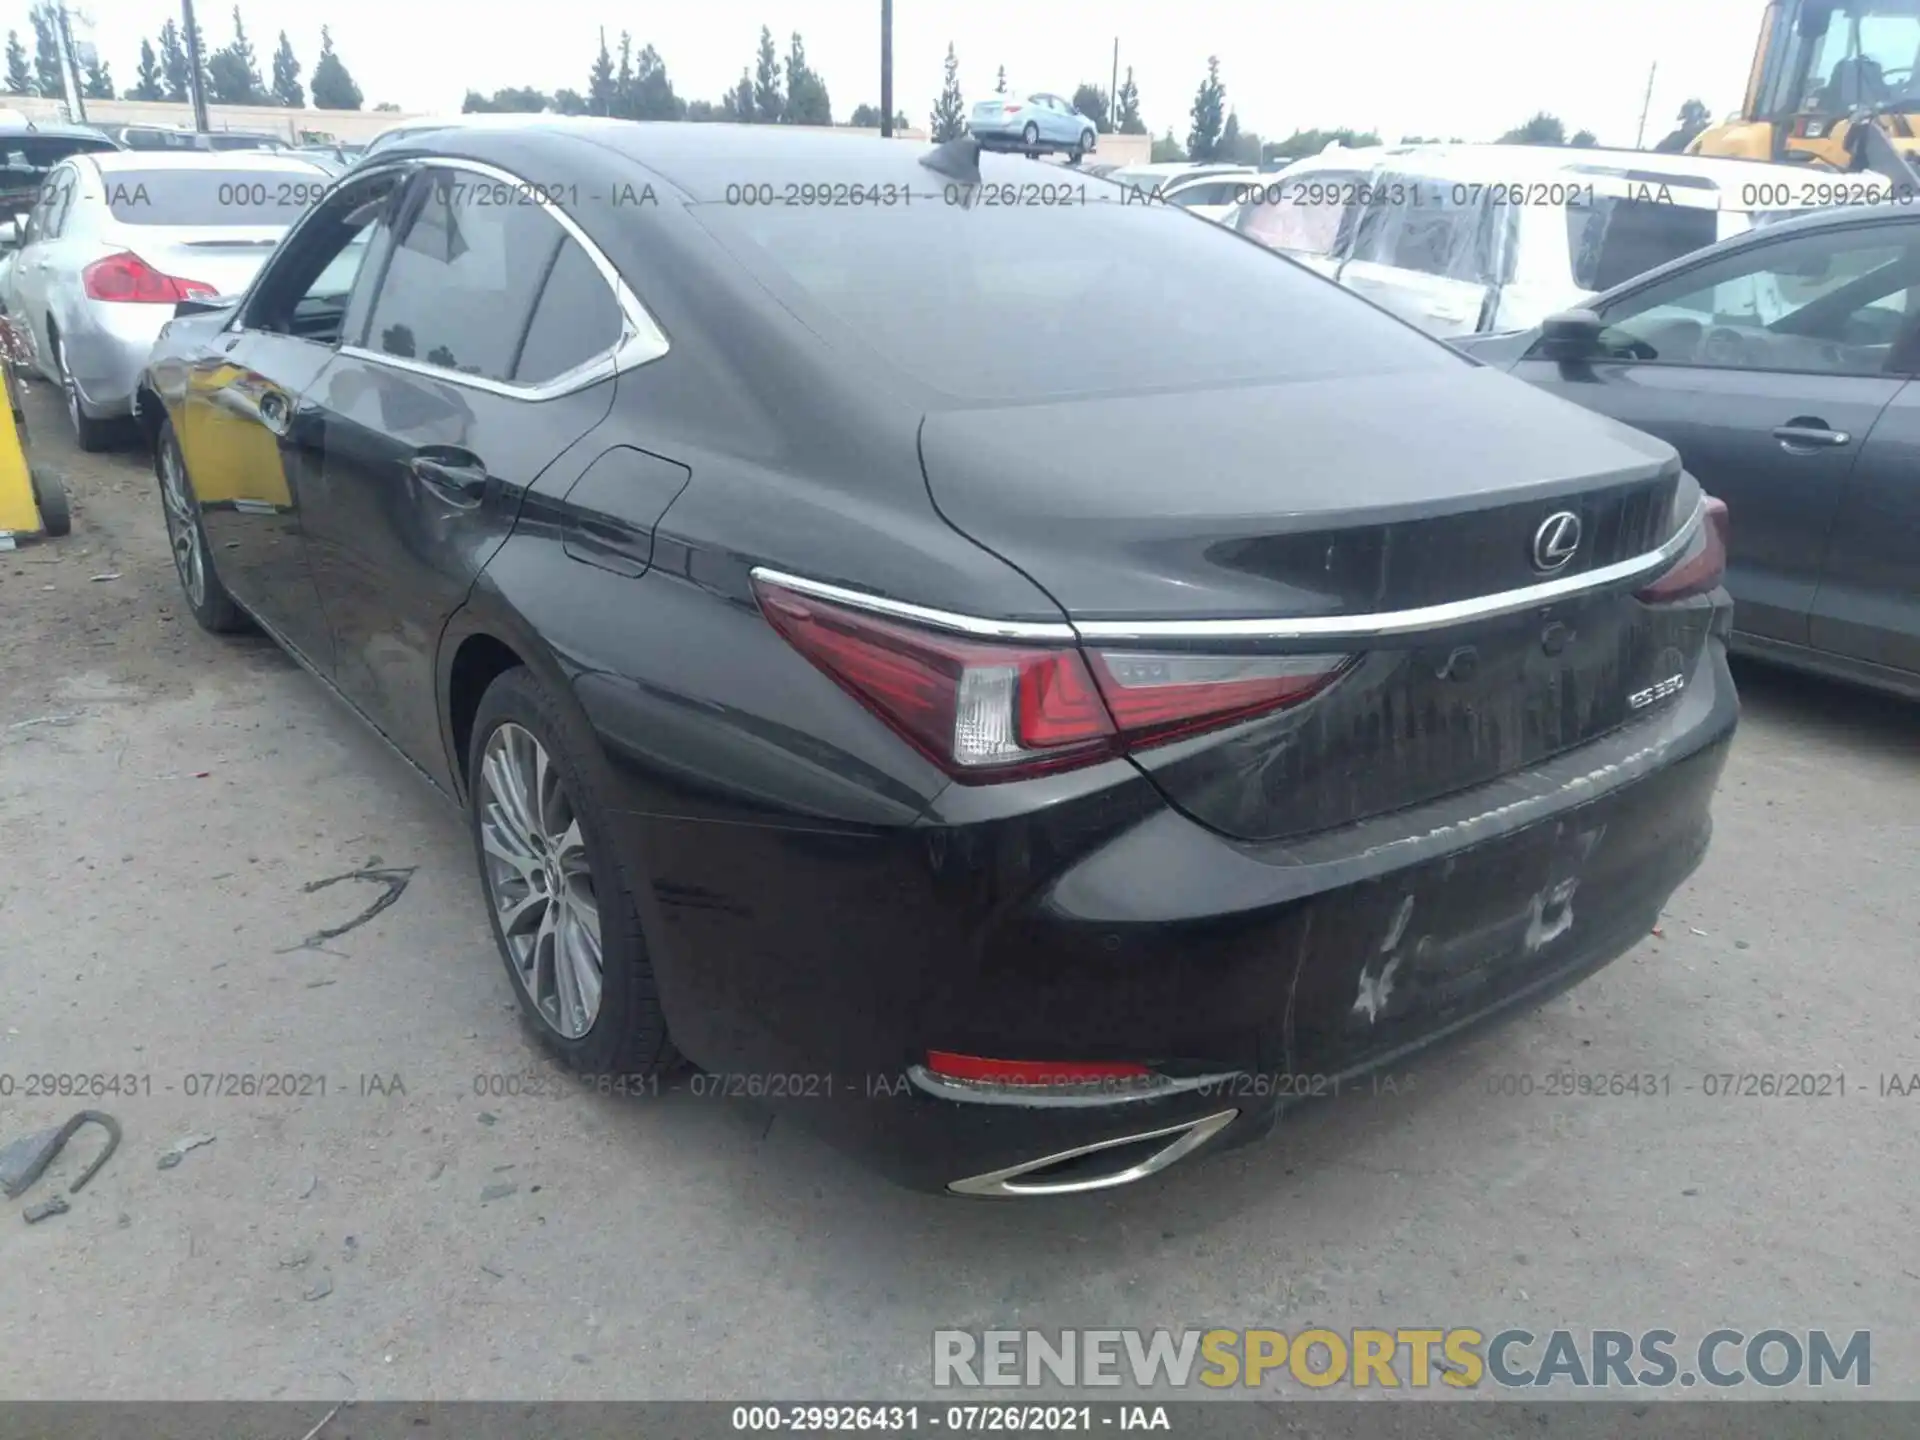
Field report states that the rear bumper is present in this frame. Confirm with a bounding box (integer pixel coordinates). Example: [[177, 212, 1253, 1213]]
[[60, 302, 169, 416], [602, 636, 1737, 1195]]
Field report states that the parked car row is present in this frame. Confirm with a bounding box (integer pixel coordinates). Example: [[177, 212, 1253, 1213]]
[[1220, 141, 1870, 338], [115, 120, 1739, 1196], [93, 122, 293, 154]]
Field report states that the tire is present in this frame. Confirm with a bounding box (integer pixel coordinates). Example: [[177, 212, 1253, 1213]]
[[1080, 128, 1096, 155], [28, 465, 68, 536], [154, 418, 247, 633], [467, 666, 679, 1079], [1022, 121, 1039, 148], [52, 332, 116, 453]]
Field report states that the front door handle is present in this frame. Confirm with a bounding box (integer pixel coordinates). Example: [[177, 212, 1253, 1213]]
[[1771, 421, 1851, 451], [409, 451, 489, 506]]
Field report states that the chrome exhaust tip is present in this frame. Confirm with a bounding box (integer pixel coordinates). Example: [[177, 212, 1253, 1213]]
[[946, 1109, 1239, 1198]]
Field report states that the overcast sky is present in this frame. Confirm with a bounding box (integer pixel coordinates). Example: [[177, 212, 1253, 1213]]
[[55, 0, 1764, 146]]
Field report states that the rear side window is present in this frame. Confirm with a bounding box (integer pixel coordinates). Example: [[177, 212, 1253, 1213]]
[[699, 190, 1462, 403], [362, 168, 565, 382], [1234, 171, 1364, 257], [1347, 175, 1501, 283], [42, 171, 76, 239], [511, 238, 622, 385], [1568, 196, 1720, 292], [101, 169, 333, 225]]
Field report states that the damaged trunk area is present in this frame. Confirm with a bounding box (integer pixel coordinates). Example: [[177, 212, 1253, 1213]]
[[920, 367, 1716, 842], [1121, 578, 1715, 844]]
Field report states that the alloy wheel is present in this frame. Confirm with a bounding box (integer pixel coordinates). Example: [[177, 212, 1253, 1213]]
[[158, 438, 206, 610], [477, 722, 604, 1039]]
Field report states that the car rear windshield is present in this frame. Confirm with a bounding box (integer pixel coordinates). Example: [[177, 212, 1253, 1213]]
[[102, 169, 331, 226], [1568, 196, 1720, 292], [118, 129, 206, 151], [1, 136, 115, 189], [696, 194, 1462, 401]]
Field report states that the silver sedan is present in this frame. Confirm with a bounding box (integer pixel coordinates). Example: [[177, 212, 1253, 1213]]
[[0, 149, 332, 450]]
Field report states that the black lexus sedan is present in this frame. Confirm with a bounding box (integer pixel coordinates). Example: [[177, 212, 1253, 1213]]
[[1455, 203, 1920, 702], [135, 120, 1738, 1197]]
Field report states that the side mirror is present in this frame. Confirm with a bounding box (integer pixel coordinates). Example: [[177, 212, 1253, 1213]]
[[1538, 308, 1605, 361], [0, 219, 18, 251]]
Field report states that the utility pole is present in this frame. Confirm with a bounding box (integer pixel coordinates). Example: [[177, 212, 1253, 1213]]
[[1109, 38, 1118, 133], [181, 0, 210, 133], [1636, 60, 1658, 149], [54, 5, 84, 123], [879, 0, 893, 137]]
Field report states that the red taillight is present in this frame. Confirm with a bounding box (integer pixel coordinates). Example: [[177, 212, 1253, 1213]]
[[1090, 650, 1348, 747], [926, 1052, 1150, 1086], [1636, 497, 1729, 603], [753, 579, 1350, 784], [1003, 103, 1024, 114], [82, 251, 216, 304]]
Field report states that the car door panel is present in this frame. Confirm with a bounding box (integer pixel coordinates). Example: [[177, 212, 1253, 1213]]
[[14, 171, 66, 374], [1810, 381, 1920, 677], [183, 330, 338, 666], [302, 357, 584, 781], [1513, 359, 1896, 646], [1040, 98, 1066, 144], [297, 166, 621, 787], [1508, 218, 1920, 650], [174, 170, 407, 672]]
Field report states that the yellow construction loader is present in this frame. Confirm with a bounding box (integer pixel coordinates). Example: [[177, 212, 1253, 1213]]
[[1691, 0, 1920, 168], [0, 315, 68, 548]]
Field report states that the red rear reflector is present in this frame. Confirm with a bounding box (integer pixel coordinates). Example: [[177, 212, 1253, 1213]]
[[82, 251, 216, 304], [926, 1052, 1150, 1086], [1637, 497, 1728, 603], [753, 579, 1349, 784], [1091, 650, 1348, 746]]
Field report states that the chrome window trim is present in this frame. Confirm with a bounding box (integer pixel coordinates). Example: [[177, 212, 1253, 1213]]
[[749, 566, 1078, 642], [753, 497, 1707, 647], [236, 153, 668, 401], [225, 158, 416, 338]]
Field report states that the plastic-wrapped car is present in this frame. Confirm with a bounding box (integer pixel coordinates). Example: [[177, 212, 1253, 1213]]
[[1225, 142, 1879, 338]]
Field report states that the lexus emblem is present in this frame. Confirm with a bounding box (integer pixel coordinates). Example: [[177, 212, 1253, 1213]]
[[1532, 512, 1583, 573]]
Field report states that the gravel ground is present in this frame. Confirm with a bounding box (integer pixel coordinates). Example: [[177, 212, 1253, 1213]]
[[0, 381, 1914, 1414]]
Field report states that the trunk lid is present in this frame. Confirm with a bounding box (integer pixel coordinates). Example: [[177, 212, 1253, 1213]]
[[121, 233, 282, 298], [920, 366, 1708, 842]]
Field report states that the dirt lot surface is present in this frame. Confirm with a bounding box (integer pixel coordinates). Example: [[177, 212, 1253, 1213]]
[[0, 383, 1915, 1412]]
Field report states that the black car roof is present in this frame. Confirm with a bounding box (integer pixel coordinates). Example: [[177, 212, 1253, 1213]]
[[383, 118, 1060, 200]]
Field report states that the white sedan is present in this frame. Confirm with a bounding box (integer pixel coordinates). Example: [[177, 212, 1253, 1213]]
[[0, 149, 332, 450]]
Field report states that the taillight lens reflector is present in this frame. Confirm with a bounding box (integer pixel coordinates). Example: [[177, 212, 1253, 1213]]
[[1637, 497, 1728, 603], [1091, 650, 1349, 746], [926, 1052, 1150, 1086], [753, 579, 1350, 784], [82, 251, 216, 304]]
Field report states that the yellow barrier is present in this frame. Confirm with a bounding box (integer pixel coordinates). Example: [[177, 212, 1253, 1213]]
[[0, 351, 44, 539]]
